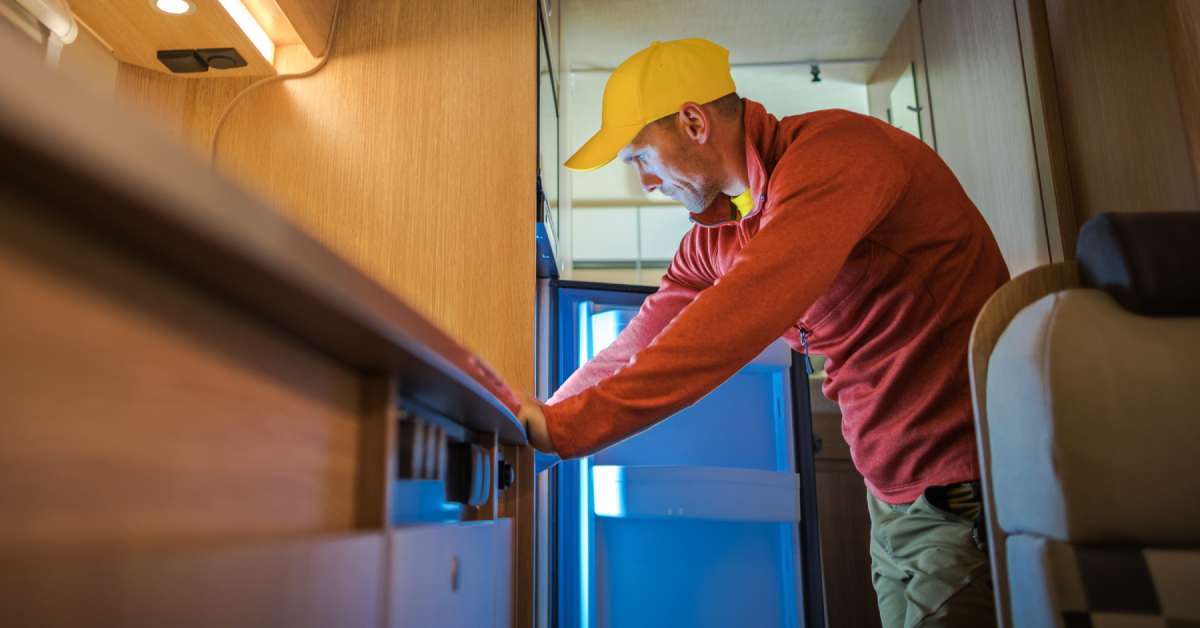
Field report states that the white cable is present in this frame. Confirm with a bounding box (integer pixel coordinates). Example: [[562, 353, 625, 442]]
[[14, 0, 76, 43], [209, 0, 342, 163]]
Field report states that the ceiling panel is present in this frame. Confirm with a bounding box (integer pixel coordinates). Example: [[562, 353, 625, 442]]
[[563, 0, 910, 72]]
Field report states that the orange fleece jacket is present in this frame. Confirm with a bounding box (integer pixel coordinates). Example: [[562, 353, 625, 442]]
[[544, 100, 1009, 503]]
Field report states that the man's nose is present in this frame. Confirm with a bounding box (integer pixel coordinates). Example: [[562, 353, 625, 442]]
[[638, 169, 662, 194]]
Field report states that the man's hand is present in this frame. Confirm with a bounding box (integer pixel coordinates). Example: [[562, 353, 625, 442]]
[[517, 392, 555, 453]]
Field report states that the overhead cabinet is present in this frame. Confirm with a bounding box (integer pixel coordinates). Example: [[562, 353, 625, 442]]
[[72, 0, 338, 76]]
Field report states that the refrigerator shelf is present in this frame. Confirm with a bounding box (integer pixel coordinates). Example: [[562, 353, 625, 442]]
[[592, 465, 802, 522]]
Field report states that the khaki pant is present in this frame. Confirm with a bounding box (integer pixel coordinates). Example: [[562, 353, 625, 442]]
[[867, 488, 997, 628]]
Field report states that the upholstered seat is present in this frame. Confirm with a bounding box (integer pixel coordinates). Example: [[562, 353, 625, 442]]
[[970, 212, 1200, 627]]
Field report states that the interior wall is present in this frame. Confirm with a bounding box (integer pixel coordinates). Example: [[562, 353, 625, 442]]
[[112, 0, 537, 391], [1168, 0, 1200, 191], [1043, 0, 1200, 225], [114, 68, 256, 156]]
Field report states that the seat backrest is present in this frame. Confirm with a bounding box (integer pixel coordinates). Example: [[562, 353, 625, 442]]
[[988, 287, 1200, 542], [972, 211, 1200, 627], [968, 262, 1080, 628]]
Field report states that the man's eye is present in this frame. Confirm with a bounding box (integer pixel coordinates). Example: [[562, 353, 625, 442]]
[[636, 154, 648, 164]]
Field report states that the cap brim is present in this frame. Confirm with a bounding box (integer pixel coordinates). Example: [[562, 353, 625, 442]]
[[564, 122, 643, 172]]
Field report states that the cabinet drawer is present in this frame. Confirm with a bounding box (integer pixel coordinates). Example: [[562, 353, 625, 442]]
[[390, 520, 512, 628]]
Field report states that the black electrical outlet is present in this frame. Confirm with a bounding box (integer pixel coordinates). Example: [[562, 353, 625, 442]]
[[157, 50, 208, 74], [197, 48, 248, 70]]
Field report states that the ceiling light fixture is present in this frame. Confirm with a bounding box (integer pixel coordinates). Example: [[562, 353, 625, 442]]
[[152, 0, 195, 15], [216, 0, 275, 65]]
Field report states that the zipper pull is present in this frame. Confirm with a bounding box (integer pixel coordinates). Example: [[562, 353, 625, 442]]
[[799, 328, 815, 375]]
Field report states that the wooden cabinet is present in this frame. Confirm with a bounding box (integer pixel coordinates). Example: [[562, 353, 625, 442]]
[[809, 378, 883, 628], [0, 23, 529, 627], [106, 3, 543, 617]]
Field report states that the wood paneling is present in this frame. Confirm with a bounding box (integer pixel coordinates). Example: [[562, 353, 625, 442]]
[[274, 0, 337, 57], [245, 0, 305, 46], [921, 0, 1051, 275], [1014, 0, 1078, 261], [1044, 0, 1199, 223], [6, 36, 525, 444], [117, 0, 537, 394], [72, 0, 275, 76], [0, 193, 364, 551], [1167, 0, 1200, 196], [967, 261, 1079, 628], [114, 65, 255, 156], [0, 533, 386, 628]]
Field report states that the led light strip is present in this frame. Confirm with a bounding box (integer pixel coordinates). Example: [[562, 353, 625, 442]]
[[216, 0, 274, 65]]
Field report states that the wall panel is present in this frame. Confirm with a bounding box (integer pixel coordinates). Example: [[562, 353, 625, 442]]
[[115, 0, 537, 392], [1044, 0, 1199, 223], [1167, 0, 1200, 192]]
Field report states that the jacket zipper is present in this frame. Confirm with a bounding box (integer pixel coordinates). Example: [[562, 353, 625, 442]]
[[799, 327, 815, 375]]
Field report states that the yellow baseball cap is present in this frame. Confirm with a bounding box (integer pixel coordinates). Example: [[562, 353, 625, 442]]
[[564, 38, 737, 171]]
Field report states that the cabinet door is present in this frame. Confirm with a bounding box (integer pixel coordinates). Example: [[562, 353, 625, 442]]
[[921, 0, 1052, 274], [390, 520, 513, 628]]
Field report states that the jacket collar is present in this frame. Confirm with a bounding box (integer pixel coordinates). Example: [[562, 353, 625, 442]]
[[689, 98, 776, 228]]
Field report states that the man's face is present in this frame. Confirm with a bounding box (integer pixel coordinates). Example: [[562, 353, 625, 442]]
[[618, 121, 721, 213]]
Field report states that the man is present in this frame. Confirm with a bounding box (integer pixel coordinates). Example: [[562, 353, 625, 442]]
[[519, 38, 1007, 628]]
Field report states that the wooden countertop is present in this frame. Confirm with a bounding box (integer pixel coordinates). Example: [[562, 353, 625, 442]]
[[0, 32, 526, 445]]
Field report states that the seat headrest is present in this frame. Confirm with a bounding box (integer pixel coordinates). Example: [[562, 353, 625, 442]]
[[1077, 212, 1200, 316]]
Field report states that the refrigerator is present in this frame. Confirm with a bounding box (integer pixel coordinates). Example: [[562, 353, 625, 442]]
[[534, 279, 825, 628]]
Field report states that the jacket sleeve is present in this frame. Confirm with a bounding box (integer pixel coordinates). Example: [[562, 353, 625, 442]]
[[543, 116, 913, 458], [548, 243, 710, 404]]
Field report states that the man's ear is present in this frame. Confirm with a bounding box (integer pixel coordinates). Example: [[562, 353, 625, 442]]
[[677, 102, 710, 144]]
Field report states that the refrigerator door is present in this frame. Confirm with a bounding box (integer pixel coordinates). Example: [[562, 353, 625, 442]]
[[552, 281, 811, 628]]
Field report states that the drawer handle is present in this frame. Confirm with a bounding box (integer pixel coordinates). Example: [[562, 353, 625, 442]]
[[450, 555, 460, 592]]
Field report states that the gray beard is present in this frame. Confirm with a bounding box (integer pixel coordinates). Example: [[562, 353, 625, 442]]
[[683, 187, 722, 214]]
